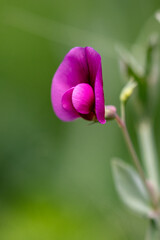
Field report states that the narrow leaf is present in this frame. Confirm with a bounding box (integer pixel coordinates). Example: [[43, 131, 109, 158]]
[[112, 158, 152, 216], [116, 45, 144, 83]]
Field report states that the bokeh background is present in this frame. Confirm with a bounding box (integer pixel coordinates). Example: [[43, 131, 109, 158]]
[[0, 0, 160, 239]]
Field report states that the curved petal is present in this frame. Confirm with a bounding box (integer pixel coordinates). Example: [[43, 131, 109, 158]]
[[85, 47, 106, 124], [51, 47, 89, 121], [72, 83, 94, 114], [62, 87, 75, 112]]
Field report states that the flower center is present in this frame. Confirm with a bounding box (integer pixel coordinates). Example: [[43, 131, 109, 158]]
[[72, 83, 94, 114]]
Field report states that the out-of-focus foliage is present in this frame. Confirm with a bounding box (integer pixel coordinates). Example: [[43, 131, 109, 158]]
[[0, 0, 160, 239], [112, 159, 151, 216]]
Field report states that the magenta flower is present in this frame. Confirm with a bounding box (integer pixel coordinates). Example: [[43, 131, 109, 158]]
[[51, 47, 106, 124]]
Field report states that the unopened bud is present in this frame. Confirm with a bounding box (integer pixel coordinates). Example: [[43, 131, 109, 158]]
[[105, 105, 117, 120], [120, 79, 137, 103]]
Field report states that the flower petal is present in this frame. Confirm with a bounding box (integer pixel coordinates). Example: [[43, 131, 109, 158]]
[[62, 87, 75, 112], [85, 47, 106, 124], [51, 47, 89, 121], [72, 83, 94, 114]]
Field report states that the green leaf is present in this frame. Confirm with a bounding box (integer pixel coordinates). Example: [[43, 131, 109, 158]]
[[144, 34, 159, 79], [116, 45, 144, 83], [112, 159, 152, 216]]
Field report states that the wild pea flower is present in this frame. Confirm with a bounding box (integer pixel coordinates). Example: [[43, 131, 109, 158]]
[[51, 47, 106, 124], [51, 34, 160, 238]]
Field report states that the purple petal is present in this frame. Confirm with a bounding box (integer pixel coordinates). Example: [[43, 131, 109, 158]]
[[51, 46, 106, 124], [51, 47, 89, 121], [85, 47, 106, 124], [62, 87, 75, 111], [72, 83, 94, 114]]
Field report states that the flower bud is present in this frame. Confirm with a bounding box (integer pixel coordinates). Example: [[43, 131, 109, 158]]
[[105, 105, 117, 120], [120, 79, 137, 103]]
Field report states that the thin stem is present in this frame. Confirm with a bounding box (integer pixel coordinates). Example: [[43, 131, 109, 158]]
[[115, 114, 146, 182], [115, 114, 158, 209], [121, 102, 126, 124], [137, 119, 159, 195]]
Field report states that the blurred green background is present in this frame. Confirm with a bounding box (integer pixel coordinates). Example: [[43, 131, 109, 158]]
[[0, 0, 160, 239]]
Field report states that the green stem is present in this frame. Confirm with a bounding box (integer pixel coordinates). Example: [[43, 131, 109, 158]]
[[121, 102, 126, 124], [115, 114, 147, 183], [115, 114, 158, 209], [137, 119, 159, 195]]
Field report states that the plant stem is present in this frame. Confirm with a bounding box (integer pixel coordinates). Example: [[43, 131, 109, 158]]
[[115, 114, 146, 182], [137, 119, 159, 195], [121, 102, 126, 124], [115, 114, 158, 209]]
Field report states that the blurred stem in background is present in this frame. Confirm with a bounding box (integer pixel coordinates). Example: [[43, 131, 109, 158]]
[[137, 119, 159, 197], [115, 113, 158, 210], [114, 100, 160, 239], [113, 33, 160, 238]]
